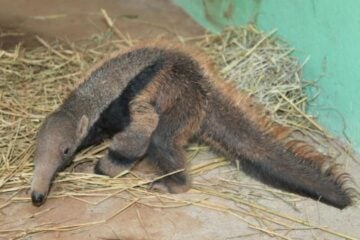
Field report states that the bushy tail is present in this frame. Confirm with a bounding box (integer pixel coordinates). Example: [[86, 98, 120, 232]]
[[198, 87, 353, 209]]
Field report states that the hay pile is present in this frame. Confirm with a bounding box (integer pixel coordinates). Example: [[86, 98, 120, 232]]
[[198, 26, 314, 130], [0, 24, 357, 239]]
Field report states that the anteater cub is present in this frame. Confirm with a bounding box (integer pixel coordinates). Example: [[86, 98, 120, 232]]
[[31, 43, 353, 208]]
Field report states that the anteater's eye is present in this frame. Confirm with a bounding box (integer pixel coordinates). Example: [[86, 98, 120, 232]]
[[63, 148, 70, 155]]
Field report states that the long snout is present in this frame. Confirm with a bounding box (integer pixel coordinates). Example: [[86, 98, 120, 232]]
[[31, 191, 47, 206], [31, 164, 58, 206]]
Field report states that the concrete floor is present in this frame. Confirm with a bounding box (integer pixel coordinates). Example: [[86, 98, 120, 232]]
[[0, 1, 359, 239], [0, 0, 204, 49]]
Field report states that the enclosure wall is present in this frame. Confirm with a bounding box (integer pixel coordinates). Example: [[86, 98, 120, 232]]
[[174, 0, 360, 151]]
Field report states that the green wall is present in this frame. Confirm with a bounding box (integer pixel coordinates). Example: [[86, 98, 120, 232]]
[[174, 0, 360, 150]]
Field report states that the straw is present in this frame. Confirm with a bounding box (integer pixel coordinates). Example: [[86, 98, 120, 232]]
[[0, 23, 358, 239]]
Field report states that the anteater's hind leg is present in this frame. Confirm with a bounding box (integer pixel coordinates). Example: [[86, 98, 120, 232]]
[[147, 137, 190, 193], [95, 102, 159, 177], [146, 107, 204, 193]]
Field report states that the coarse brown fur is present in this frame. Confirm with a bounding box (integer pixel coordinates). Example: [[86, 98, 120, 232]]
[[31, 42, 354, 209]]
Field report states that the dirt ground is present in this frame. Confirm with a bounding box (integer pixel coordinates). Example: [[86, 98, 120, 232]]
[[0, 1, 359, 240]]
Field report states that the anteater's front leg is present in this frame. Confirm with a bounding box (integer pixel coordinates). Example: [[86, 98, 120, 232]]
[[95, 102, 159, 177]]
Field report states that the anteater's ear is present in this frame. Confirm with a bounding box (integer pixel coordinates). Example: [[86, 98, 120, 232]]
[[76, 115, 89, 139]]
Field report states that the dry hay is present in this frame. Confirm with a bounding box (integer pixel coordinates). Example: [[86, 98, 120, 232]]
[[198, 26, 311, 129], [0, 15, 358, 240]]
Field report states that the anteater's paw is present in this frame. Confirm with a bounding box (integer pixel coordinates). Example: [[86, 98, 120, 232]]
[[165, 178, 191, 193], [149, 177, 191, 194], [94, 156, 131, 177], [149, 180, 171, 193], [94, 160, 110, 176]]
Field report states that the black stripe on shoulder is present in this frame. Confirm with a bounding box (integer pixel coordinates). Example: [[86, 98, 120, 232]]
[[98, 56, 165, 133], [78, 55, 165, 151]]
